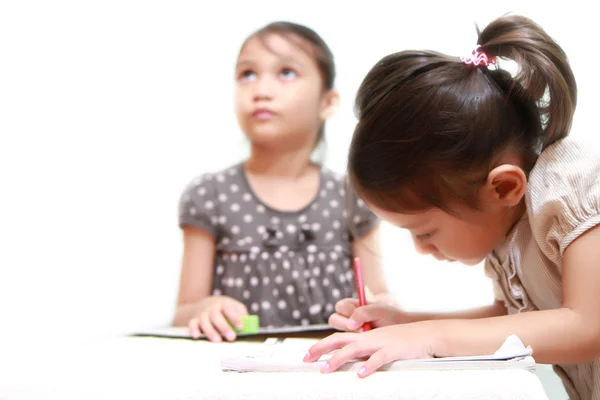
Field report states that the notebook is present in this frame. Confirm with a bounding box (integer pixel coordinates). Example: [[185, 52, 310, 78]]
[[220, 334, 536, 372], [132, 323, 335, 341]]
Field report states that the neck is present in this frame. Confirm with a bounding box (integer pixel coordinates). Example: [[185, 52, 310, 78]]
[[504, 200, 527, 238], [245, 144, 315, 178]]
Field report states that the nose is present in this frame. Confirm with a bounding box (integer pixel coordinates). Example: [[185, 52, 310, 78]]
[[253, 76, 275, 102], [412, 238, 437, 256]]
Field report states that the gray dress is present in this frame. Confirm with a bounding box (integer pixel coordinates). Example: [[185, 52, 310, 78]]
[[179, 163, 378, 328]]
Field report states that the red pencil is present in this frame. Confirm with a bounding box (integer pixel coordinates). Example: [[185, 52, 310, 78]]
[[353, 257, 372, 331]]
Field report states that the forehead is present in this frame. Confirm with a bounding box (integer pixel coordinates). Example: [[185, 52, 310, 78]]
[[237, 33, 316, 67], [366, 202, 443, 229]]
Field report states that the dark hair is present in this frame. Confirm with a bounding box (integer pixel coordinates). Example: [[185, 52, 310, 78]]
[[348, 14, 577, 214], [241, 21, 336, 150]]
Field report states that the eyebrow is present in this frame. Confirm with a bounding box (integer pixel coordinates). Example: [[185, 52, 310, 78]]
[[236, 57, 306, 70]]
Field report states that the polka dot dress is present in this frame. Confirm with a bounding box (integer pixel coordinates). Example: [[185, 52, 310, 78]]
[[179, 163, 378, 328]]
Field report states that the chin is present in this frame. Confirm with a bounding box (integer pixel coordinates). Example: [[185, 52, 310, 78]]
[[459, 257, 485, 266]]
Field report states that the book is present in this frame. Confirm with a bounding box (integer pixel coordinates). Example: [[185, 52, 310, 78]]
[[220, 334, 535, 372], [131, 323, 335, 341]]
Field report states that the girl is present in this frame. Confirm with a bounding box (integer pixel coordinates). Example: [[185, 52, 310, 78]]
[[173, 22, 389, 343], [304, 15, 600, 400]]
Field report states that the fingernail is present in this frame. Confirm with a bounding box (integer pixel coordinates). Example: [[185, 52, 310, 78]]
[[321, 363, 330, 373], [225, 332, 235, 341], [303, 352, 311, 362], [358, 366, 367, 376], [211, 336, 222, 343], [347, 320, 359, 330], [236, 322, 244, 329]]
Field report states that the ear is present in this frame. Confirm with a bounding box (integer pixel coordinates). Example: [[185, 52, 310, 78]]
[[319, 89, 340, 120], [482, 164, 527, 207]]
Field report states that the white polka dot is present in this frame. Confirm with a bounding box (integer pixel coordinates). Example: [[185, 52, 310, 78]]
[[307, 244, 317, 253], [326, 181, 335, 190], [325, 303, 334, 313], [228, 168, 237, 176], [250, 246, 260, 254], [237, 239, 245, 246], [262, 276, 270, 286], [357, 198, 365, 207], [292, 270, 299, 279], [282, 260, 291, 269], [312, 222, 321, 231], [251, 302, 259, 312], [276, 231, 284, 239], [243, 193, 252, 202], [257, 226, 266, 235], [299, 296, 305, 303], [219, 215, 227, 225], [288, 251, 295, 257], [323, 278, 330, 286], [197, 187, 206, 196], [213, 289, 222, 296], [339, 189, 345, 197], [298, 257, 305, 265], [230, 184, 239, 193], [244, 265, 251, 274], [222, 254, 229, 261], [335, 245, 343, 252], [332, 288, 341, 298], [183, 194, 191, 203], [304, 270, 311, 279], [271, 216, 280, 225], [257, 205, 266, 213], [309, 279, 317, 288], [250, 276, 259, 287], [326, 264, 336, 274], [231, 254, 238, 262], [292, 310, 301, 319], [301, 319, 310, 326], [320, 190, 327, 198], [244, 214, 253, 223], [286, 225, 296, 234], [192, 178, 201, 186], [249, 253, 257, 260], [311, 203, 319, 210], [339, 274, 346, 283], [205, 201, 214, 210], [333, 220, 341, 230], [231, 203, 241, 212], [312, 267, 321, 276], [261, 252, 269, 260], [261, 301, 271, 310], [318, 252, 326, 261], [345, 270, 354, 281], [330, 200, 339, 208], [216, 265, 224, 275], [279, 245, 289, 253], [235, 277, 244, 287], [298, 214, 307, 223], [278, 300, 287, 310], [240, 254, 247, 262], [274, 252, 282, 259], [307, 254, 315, 263], [286, 285, 295, 295], [218, 193, 228, 202], [325, 232, 335, 241], [270, 263, 277, 271], [309, 304, 322, 315], [353, 215, 361, 224], [343, 259, 350, 267], [211, 216, 218, 226], [231, 225, 240, 235], [275, 275, 284, 284], [189, 207, 196, 215], [216, 174, 225, 182], [273, 288, 279, 297], [330, 252, 339, 261], [322, 209, 330, 218], [245, 236, 253, 244], [242, 290, 251, 300]]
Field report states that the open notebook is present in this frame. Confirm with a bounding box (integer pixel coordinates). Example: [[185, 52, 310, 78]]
[[221, 334, 535, 372], [132, 324, 335, 340]]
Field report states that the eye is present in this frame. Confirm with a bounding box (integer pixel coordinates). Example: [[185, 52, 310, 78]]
[[280, 68, 297, 80], [415, 232, 435, 241], [239, 70, 256, 82]]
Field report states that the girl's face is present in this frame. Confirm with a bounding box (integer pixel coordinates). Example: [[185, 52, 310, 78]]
[[367, 202, 516, 266], [234, 33, 335, 151]]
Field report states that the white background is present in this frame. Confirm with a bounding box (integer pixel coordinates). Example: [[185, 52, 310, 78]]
[[0, 1, 597, 387]]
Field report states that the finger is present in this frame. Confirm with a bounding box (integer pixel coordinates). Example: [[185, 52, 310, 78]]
[[328, 313, 355, 332], [357, 348, 391, 378], [364, 286, 376, 303], [335, 298, 359, 316], [304, 332, 357, 362], [222, 301, 248, 330], [188, 317, 201, 339], [199, 312, 222, 342], [321, 340, 380, 374], [347, 304, 391, 330], [210, 310, 237, 341]]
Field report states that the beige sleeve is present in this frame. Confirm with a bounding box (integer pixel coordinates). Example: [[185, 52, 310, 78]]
[[526, 139, 600, 266], [483, 258, 505, 302]]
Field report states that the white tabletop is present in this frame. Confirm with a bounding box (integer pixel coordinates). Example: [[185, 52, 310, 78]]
[[0, 335, 549, 400]]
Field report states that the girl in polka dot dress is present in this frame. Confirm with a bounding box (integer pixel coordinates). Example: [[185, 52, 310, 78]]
[[172, 22, 390, 342]]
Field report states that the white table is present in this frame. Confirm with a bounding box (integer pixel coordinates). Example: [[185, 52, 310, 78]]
[[0, 335, 549, 399]]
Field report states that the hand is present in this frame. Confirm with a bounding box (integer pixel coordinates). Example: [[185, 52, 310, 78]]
[[304, 321, 440, 377], [188, 295, 248, 342], [328, 298, 414, 332]]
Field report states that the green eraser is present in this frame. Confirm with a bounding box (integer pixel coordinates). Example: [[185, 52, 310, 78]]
[[234, 315, 260, 334]]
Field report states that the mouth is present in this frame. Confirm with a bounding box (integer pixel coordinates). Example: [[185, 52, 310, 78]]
[[252, 108, 276, 120]]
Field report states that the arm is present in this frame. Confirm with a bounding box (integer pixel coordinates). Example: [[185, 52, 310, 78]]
[[434, 224, 600, 364], [407, 301, 507, 321], [352, 225, 389, 298], [172, 227, 216, 326]]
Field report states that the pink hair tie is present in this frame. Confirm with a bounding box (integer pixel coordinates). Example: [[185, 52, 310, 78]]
[[460, 45, 496, 67]]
